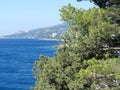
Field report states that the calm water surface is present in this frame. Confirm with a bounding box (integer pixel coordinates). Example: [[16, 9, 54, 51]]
[[0, 39, 58, 90]]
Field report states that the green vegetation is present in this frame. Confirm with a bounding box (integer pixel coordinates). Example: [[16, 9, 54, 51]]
[[32, 1, 120, 90], [3, 23, 68, 40], [77, 0, 120, 8]]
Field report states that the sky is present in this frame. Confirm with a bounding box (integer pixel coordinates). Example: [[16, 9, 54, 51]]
[[0, 0, 95, 36]]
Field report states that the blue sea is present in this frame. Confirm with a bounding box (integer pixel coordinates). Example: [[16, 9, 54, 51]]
[[0, 39, 58, 90]]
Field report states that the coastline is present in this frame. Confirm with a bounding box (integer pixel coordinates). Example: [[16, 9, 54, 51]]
[[0, 38, 60, 41]]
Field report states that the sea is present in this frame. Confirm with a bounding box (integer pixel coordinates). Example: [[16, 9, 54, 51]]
[[0, 39, 58, 90]]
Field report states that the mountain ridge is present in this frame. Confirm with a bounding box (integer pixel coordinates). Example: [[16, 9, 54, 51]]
[[2, 23, 68, 39]]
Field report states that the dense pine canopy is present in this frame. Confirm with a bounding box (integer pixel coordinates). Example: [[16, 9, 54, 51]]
[[32, 1, 120, 90], [77, 0, 120, 8]]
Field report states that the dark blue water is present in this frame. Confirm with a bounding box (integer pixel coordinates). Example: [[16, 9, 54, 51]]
[[0, 39, 58, 90]]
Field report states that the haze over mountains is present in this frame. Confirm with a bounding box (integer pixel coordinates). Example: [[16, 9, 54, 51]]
[[2, 23, 68, 39]]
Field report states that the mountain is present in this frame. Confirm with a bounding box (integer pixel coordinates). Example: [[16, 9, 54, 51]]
[[3, 23, 68, 39]]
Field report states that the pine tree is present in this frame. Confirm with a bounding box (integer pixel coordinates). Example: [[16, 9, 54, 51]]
[[32, 2, 120, 90], [77, 0, 120, 8]]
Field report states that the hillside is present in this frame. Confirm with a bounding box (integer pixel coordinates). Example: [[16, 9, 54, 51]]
[[3, 23, 68, 39]]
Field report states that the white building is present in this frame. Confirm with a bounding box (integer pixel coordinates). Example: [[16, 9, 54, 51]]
[[51, 33, 57, 38]]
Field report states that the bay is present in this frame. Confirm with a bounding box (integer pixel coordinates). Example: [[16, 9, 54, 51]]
[[0, 39, 58, 90]]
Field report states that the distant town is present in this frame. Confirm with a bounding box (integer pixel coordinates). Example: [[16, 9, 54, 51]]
[[1, 23, 68, 40]]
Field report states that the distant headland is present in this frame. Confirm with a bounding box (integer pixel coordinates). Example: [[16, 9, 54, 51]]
[[1, 23, 68, 40]]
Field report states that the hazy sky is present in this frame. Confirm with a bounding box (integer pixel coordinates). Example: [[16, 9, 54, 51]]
[[0, 0, 95, 36]]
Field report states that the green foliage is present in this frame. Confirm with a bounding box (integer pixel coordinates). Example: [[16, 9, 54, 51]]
[[32, 3, 120, 90], [77, 58, 120, 90], [33, 56, 120, 90], [60, 4, 120, 60], [77, 0, 120, 8]]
